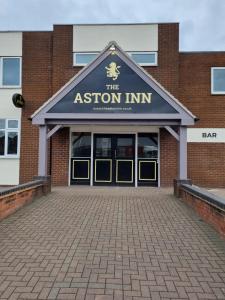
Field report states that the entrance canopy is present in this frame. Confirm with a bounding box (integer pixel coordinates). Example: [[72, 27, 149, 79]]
[[31, 41, 197, 183], [31, 41, 196, 126]]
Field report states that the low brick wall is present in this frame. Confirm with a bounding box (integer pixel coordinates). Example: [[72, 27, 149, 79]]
[[179, 184, 225, 236], [0, 177, 51, 220]]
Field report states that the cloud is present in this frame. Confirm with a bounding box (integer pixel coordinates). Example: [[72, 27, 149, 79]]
[[0, 0, 224, 51]]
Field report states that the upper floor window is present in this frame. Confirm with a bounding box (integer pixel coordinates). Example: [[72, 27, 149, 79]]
[[0, 119, 19, 157], [73, 51, 158, 67], [0, 57, 21, 88], [128, 52, 157, 66], [211, 67, 225, 94], [73, 53, 98, 66]]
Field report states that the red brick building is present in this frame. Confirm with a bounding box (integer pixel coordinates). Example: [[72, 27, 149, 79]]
[[3, 23, 225, 188]]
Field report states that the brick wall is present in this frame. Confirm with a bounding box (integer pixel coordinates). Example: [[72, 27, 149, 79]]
[[146, 24, 180, 186], [160, 129, 178, 186], [20, 27, 78, 185], [179, 185, 225, 236], [51, 128, 70, 185], [20, 32, 53, 183], [0, 179, 51, 220], [145, 23, 179, 97], [180, 53, 225, 187], [188, 143, 225, 187], [179, 53, 225, 127], [52, 25, 80, 93]]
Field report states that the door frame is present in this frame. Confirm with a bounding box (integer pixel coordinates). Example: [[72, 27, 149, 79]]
[[93, 133, 135, 186], [69, 126, 160, 187]]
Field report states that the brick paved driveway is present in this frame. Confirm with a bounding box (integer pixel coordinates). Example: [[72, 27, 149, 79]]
[[0, 187, 225, 300]]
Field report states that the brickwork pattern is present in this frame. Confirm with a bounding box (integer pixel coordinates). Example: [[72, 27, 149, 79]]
[[51, 128, 70, 186], [188, 143, 225, 187], [180, 187, 225, 236], [160, 129, 178, 186], [145, 23, 179, 98], [0, 185, 42, 220], [0, 187, 225, 299], [179, 53, 225, 187], [20, 32, 53, 183], [179, 53, 225, 128]]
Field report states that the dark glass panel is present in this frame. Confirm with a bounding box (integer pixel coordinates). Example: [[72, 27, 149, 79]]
[[71, 133, 91, 157], [116, 137, 134, 158], [95, 160, 111, 182], [116, 160, 133, 182], [7, 132, 18, 155], [0, 131, 5, 155], [138, 133, 158, 158], [95, 137, 111, 157]]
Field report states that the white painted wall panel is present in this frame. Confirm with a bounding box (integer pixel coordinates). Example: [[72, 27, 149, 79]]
[[73, 25, 158, 52], [187, 128, 225, 143], [0, 32, 22, 56], [0, 159, 20, 185], [0, 32, 22, 185], [0, 89, 21, 118]]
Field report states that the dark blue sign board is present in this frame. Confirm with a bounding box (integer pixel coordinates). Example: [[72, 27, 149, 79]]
[[48, 54, 177, 114]]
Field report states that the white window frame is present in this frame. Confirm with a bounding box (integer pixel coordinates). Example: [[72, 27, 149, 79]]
[[211, 67, 225, 95], [128, 51, 158, 66], [0, 119, 20, 158], [73, 52, 99, 66], [0, 57, 22, 88], [73, 51, 158, 67]]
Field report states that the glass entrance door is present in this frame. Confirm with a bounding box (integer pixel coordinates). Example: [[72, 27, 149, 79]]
[[94, 134, 135, 186]]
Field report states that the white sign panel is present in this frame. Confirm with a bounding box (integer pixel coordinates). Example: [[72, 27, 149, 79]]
[[187, 128, 225, 143]]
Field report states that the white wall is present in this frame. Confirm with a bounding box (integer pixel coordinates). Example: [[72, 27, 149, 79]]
[[0, 32, 22, 186], [0, 89, 21, 118], [0, 159, 20, 185], [73, 24, 158, 52]]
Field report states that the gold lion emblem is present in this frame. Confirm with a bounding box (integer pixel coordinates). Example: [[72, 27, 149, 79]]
[[105, 62, 121, 80]]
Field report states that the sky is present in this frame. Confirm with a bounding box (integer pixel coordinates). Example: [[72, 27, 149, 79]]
[[0, 0, 225, 51]]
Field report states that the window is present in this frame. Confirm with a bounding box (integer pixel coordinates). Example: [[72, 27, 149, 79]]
[[211, 67, 225, 94], [128, 52, 157, 66], [0, 57, 21, 87], [73, 53, 98, 66], [73, 51, 158, 67], [0, 119, 19, 157]]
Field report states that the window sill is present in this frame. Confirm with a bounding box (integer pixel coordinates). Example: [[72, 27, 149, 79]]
[[142, 64, 158, 67], [0, 156, 20, 159], [211, 92, 225, 95], [0, 86, 21, 89]]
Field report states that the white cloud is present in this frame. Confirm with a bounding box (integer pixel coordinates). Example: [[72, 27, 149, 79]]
[[0, 0, 224, 50]]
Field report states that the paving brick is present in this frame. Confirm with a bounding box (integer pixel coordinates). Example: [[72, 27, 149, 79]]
[[0, 187, 224, 300]]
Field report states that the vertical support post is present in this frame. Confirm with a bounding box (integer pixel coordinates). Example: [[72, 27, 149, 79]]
[[179, 126, 187, 180], [38, 125, 48, 176]]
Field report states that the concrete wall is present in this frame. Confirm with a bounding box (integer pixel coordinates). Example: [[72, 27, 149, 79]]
[[0, 32, 22, 185]]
